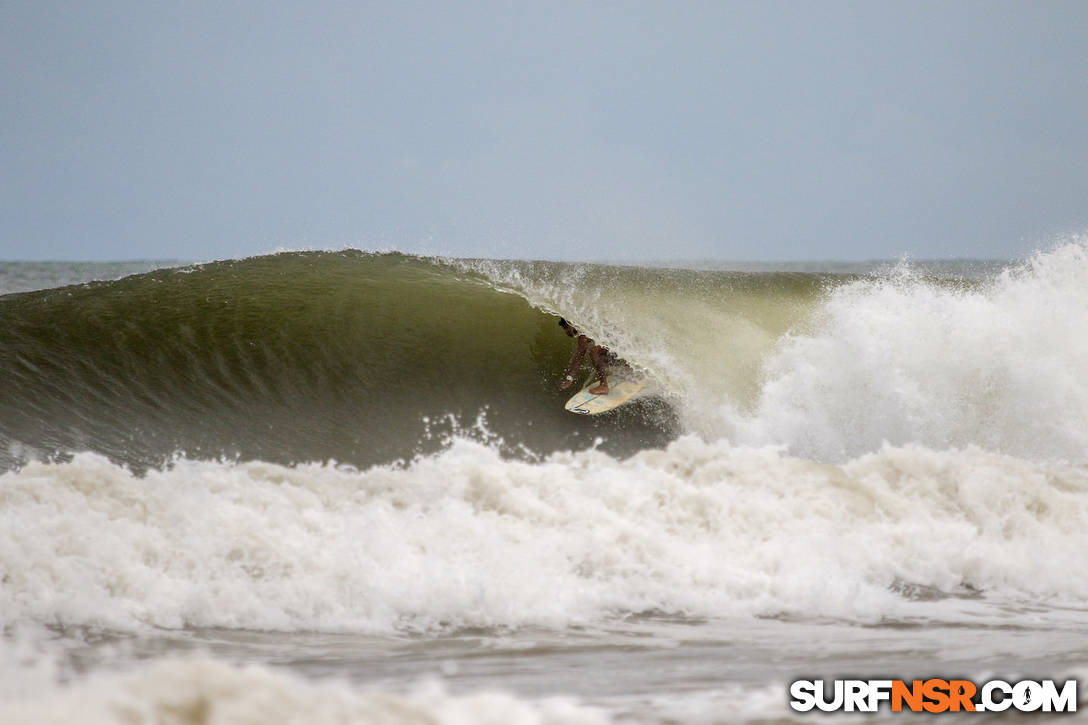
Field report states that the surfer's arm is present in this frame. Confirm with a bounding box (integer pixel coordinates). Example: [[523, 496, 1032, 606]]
[[560, 335, 590, 389]]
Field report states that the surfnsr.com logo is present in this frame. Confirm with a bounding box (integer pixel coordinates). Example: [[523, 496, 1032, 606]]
[[789, 679, 1078, 713]]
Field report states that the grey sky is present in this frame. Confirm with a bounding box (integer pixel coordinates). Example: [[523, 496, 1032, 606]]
[[2, 1, 1085, 262]]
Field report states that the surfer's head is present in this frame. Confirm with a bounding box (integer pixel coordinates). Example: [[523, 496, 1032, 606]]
[[559, 318, 578, 337]]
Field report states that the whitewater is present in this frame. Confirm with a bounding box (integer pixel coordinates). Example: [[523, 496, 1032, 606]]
[[2, 241, 1087, 723]]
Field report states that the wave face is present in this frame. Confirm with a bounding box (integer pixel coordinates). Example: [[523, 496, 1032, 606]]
[[3, 244, 1088, 471], [0, 252, 684, 472], [3, 244, 1088, 472]]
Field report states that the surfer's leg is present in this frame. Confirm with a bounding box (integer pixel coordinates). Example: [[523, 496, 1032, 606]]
[[588, 346, 610, 394]]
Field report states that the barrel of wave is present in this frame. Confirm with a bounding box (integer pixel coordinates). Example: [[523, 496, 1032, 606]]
[[460, 258, 829, 438]]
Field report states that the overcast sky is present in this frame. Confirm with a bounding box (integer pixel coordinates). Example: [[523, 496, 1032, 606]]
[[2, 1, 1085, 262]]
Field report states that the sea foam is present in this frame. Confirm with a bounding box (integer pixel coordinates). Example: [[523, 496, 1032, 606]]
[[0, 653, 607, 725], [730, 241, 1088, 460], [3, 438, 1086, 634]]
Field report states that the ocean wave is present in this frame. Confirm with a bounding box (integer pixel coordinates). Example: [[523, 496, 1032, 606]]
[[0, 653, 609, 725], [1, 241, 1085, 470], [722, 242, 1088, 460], [0, 252, 680, 472], [3, 440, 1086, 633]]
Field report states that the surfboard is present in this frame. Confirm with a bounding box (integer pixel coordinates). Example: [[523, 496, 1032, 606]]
[[564, 372, 648, 415]]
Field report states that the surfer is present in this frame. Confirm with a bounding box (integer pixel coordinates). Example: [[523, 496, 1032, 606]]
[[558, 318, 611, 395]]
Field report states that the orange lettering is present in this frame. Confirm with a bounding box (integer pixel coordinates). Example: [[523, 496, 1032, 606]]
[[948, 680, 977, 712], [922, 679, 951, 713], [892, 680, 924, 712]]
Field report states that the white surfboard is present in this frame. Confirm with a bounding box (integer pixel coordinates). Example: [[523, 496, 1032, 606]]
[[564, 372, 648, 415]]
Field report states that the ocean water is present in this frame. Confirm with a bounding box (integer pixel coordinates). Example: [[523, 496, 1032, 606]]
[[1, 243, 1087, 722]]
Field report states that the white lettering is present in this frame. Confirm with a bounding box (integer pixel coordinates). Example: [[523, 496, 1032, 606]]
[[981, 680, 1012, 712], [1041, 680, 1077, 712], [816, 680, 844, 712], [867, 680, 893, 711], [789, 680, 816, 712], [845, 680, 868, 712]]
